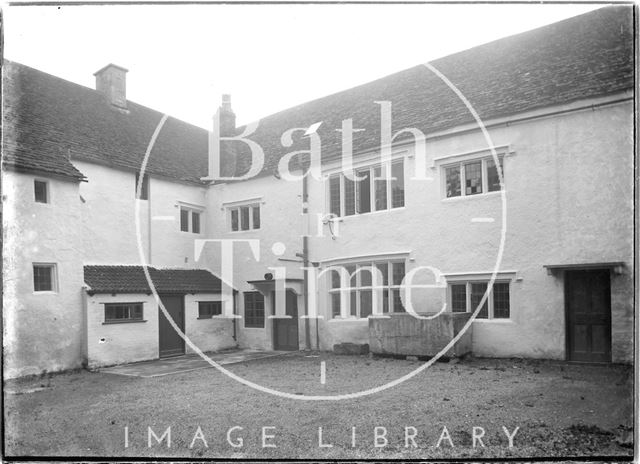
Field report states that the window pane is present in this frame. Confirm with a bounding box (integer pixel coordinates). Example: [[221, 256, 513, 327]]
[[451, 284, 467, 312], [382, 289, 390, 313], [231, 209, 239, 231], [464, 161, 483, 195], [244, 292, 265, 328], [470, 283, 489, 318], [487, 157, 504, 192], [331, 269, 341, 289], [392, 289, 405, 313], [105, 303, 143, 322], [445, 165, 461, 198], [33, 265, 53, 292], [391, 160, 405, 207], [344, 176, 356, 216], [240, 206, 250, 231], [252, 206, 261, 229], [356, 169, 371, 214], [34, 181, 48, 203], [192, 212, 200, 234], [376, 263, 389, 286], [359, 267, 372, 287], [392, 262, 405, 286], [350, 290, 357, 317], [329, 176, 341, 216], [374, 165, 388, 211], [493, 282, 510, 318], [331, 293, 341, 318], [180, 209, 189, 232], [132, 304, 143, 319], [360, 290, 372, 318]]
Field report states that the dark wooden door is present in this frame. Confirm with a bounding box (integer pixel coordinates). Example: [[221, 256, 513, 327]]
[[273, 290, 299, 351], [565, 270, 611, 362], [158, 294, 185, 358]]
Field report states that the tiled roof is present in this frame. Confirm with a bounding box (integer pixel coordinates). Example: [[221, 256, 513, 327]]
[[84, 265, 222, 294], [233, 6, 633, 176], [3, 6, 633, 182]]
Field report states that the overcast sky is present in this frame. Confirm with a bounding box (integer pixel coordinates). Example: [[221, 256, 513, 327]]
[[5, 3, 602, 129]]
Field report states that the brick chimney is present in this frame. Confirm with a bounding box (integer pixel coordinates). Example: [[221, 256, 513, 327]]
[[219, 94, 236, 136], [94, 64, 128, 109]]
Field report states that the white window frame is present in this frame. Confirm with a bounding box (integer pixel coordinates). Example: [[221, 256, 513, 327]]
[[441, 154, 505, 199], [447, 279, 511, 320], [227, 203, 261, 232], [177, 202, 205, 234], [328, 259, 406, 319], [32, 263, 58, 293], [326, 158, 405, 218]]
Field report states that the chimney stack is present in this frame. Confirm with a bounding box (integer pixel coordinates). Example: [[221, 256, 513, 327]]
[[219, 94, 236, 137], [94, 64, 128, 109]]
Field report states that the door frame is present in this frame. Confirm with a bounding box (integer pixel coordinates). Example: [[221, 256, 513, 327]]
[[158, 293, 185, 358], [563, 269, 612, 363]]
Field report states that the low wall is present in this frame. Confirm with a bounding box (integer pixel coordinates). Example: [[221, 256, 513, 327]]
[[369, 312, 472, 358]]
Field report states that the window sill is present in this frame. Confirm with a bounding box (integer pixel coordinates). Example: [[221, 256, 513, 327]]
[[333, 206, 406, 221], [228, 229, 261, 234], [441, 191, 502, 202], [197, 316, 223, 320], [244, 326, 265, 329], [102, 320, 147, 325], [33, 291, 58, 295], [179, 230, 203, 235], [472, 318, 513, 323]]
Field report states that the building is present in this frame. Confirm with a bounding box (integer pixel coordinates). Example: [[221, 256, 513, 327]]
[[2, 6, 634, 379]]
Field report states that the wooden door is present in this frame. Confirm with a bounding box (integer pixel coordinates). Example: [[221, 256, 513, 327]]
[[273, 290, 299, 351], [565, 270, 611, 362], [158, 294, 185, 358]]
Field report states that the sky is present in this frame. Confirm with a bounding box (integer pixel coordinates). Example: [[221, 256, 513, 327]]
[[4, 3, 604, 129]]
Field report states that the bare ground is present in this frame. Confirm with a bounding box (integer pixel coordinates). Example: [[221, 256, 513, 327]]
[[4, 352, 634, 459]]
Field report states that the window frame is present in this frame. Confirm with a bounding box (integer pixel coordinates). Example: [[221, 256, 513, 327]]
[[198, 301, 223, 319], [446, 280, 511, 320], [178, 204, 204, 234], [103, 302, 145, 324], [328, 259, 407, 319], [34, 179, 49, 204], [244, 291, 265, 328], [327, 158, 405, 218], [228, 203, 261, 232], [33, 263, 57, 293], [442, 155, 504, 199]]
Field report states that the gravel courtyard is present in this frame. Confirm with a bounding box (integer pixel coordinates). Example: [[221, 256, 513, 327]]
[[4, 352, 633, 459]]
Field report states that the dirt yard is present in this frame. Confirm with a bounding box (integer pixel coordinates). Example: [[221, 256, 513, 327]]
[[4, 352, 633, 459]]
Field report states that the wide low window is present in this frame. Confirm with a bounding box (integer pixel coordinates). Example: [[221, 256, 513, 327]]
[[244, 292, 265, 328], [329, 159, 404, 217], [104, 303, 144, 323], [444, 156, 504, 198], [229, 204, 261, 232], [198, 301, 222, 318], [33, 263, 57, 292], [449, 281, 510, 319], [179, 207, 202, 234], [329, 260, 406, 318]]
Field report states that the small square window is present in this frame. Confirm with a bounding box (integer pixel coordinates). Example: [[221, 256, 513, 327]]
[[33, 264, 56, 292], [34, 180, 48, 203], [198, 301, 222, 318], [228, 204, 261, 231]]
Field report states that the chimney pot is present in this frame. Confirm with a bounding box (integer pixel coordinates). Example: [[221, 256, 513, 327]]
[[219, 94, 236, 136], [94, 64, 128, 109]]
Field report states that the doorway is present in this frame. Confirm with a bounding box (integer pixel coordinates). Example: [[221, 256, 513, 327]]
[[272, 290, 299, 351], [158, 294, 185, 358]]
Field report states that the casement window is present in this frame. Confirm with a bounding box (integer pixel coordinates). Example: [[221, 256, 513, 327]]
[[34, 180, 49, 203], [444, 156, 504, 198], [329, 260, 406, 318], [449, 281, 510, 319], [33, 263, 57, 292], [198, 301, 222, 318], [104, 302, 144, 323], [244, 292, 265, 328], [329, 159, 404, 217], [179, 206, 202, 234], [229, 204, 261, 232], [135, 172, 149, 200]]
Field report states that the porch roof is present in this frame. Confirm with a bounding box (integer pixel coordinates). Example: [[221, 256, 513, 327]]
[[84, 265, 223, 294]]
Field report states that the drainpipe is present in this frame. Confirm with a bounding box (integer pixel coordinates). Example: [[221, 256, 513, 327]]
[[232, 289, 237, 342], [302, 172, 311, 351]]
